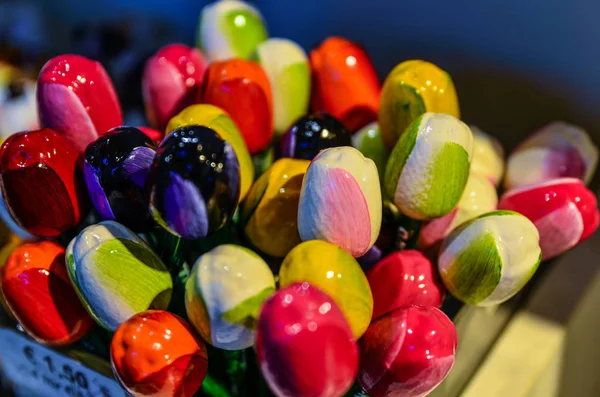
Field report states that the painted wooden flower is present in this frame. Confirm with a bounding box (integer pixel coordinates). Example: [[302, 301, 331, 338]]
[[358, 306, 457, 397], [37, 54, 123, 153], [379, 60, 460, 149], [201, 59, 273, 154], [438, 210, 542, 306], [241, 158, 309, 257], [352, 121, 388, 182], [111, 310, 208, 397], [505, 121, 598, 190], [255, 38, 310, 135], [367, 250, 444, 320], [198, 0, 268, 62], [419, 173, 498, 251], [499, 178, 599, 260], [185, 244, 275, 350], [298, 146, 382, 257], [469, 126, 505, 187], [142, 44, 208, 131], [384, 113, 473, 220], [138, 127, 163, 144], [0, 189, 35, 239], [310, 37, 380, 132], [166, 104, 253, 201], [147, 125, 240, 239], [66, 221, 172, 331], [256, 282, 358, 397], [279, 240, 373, 338], [279, 112, 352, 160], [1, 241, 94, 346], [83, 127, 157, 231], [0, 128, 89, 237]]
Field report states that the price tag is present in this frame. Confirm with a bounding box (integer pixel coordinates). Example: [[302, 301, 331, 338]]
[[0, 328, 125, 397]]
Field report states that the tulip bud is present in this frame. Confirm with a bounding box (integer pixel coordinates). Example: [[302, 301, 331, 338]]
[[298, 147, 382, 257], [469, 126, 505, 186], [185, 244, 275, 350], [384, 113, 473, 220], [310, 37, 380, 132], [499, 178, 599, 260], [37, 55, 123, 153], [505, 121, 598, 190], [111, 310, 208, 397], [66, 221, 172, 330], [256, 282, 358, 397], [142, 44, 208, 131], [379, 60, 460, 149], [1, 241, 94, 346], [0, 128, 89, 237], [352, 121, 388, 182], [358, 306, 457, 397], [279, 240, 373, 338], [438, 210, 541, 306], [198, 0, 268, 62], [137, 126, 163, 144]]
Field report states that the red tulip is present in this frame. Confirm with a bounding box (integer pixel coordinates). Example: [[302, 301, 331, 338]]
[[143, 44, 208, 132], [138, 126, 164, 144], [359, 306, 457, 397], [37, 54, 123, 153], [499, 178, 599, 260]]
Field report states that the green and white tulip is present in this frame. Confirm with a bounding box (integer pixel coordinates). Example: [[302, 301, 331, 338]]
[[352, 121, 388, 182], [470, 126, 505, 187]]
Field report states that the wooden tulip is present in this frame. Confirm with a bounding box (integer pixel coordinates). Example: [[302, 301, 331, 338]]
[[384, 113, 472, 220], [358, 306, 457, 397], [469, 126, 505, 186], [279, 112, 352, 160], [438, 210, 542, 306], [142, 44, 208, 131], [379, 60, 460, 149], [138, 126, 163, 144], [367, 250, 444, 320], [0, 128, 89, 237], [201, 59, 273, 154], [352, 121, 388, 182], [241, 158, 309, 257], [185, 244, 275, 350], [505, 121, 598, 189], [310, 37, 380, 132], [298, 146, 381, 257], [279, 240, 373, 338], [37, 54, 123, 153], [198, 0, 268, 62], [84, 127, 156, 231], [256, 282, 359, 397], [1, 241, 94, 346], [111, 310, 208, 397], [166, 104, 254, 200], [67, 221, 172, 331], [499, 178, 599, 260], [147, 125, 240, 239]]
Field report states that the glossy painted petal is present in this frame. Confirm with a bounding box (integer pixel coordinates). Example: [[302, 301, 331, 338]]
[[438, 210, 542, 306], [142, 44, 207, 131], [384, 113, 473, 220], [505, 121, 598, 189], [279, 240, 373, 338], [137, 126, 163, 144], [499, 178, 599, 260], [358, 306, 457, 397], [352, 121, 388, 182], [298, 146, 382, 257], [469, 126, 505, 186], [111, 310, 208, 397], [256, 282, 358, 397], [185, 244, 275, 350], [310, 37, 380, 132], [37, 55, 123, 153]]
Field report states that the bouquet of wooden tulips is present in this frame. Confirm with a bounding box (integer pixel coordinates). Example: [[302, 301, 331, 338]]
[[0, 1, 598, 396]]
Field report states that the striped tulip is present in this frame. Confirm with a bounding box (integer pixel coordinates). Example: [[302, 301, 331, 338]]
[[298, 146, 382, 257], [505, 121, 598, 190], [198, 0, 268, 62], [185, 244, 275, 350], [438, 210, 542, 306], [379, 60, 460, 149], [255, 38, 310, 135], [499, 178, 599, 260], [384, 113, 473, 220], [470, 126, 505, 186]]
